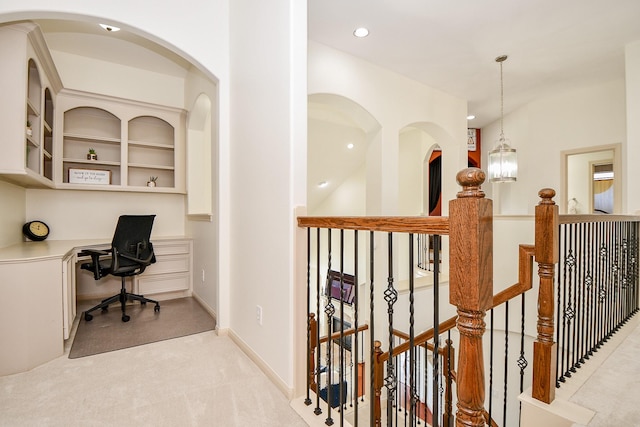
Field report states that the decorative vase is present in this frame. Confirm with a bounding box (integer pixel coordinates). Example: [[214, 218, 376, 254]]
[[147, 181, 156, 187], [26, 127, 32, 137], [87, 153, 97, 160]]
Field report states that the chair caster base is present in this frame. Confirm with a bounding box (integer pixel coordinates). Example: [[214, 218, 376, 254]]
[[154, 304, 160, 313], [84, 312, 93, 321], [122, 315, 130, 322]]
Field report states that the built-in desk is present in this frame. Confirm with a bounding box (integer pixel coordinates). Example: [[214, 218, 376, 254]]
[[0, 237, 192, 377]]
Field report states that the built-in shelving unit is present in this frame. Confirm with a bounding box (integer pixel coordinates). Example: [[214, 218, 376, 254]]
[[55, 89, 186, 193], [62, 107, 122, 185], [0, 22, 62, 188], [0, 22, 185, 193], [127, 116, 176, 188]]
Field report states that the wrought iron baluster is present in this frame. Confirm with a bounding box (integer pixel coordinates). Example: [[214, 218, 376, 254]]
[[325, 228, 334, 426], [576, 222, 585, 367], [385, 232, 398, 427], [305, 227, 312, 406], [432, 235, 441, 427], [353, 230, 359, 425], [315, 228, 323, 415], [339, 229, 345, 426], [409, 233, 417, 427], [489, 308, 494, 421], [556, 223, 563, 385], [518, 293, 528, 422], [369, 231, 375, 426], [502, 300, 509, 427]]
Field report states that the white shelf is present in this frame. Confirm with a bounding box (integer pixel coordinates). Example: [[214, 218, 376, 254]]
[[26, 98, 40, 117], [62, 158, 121, 167], [26, 136, 39, 148], [128, 140, 174, 150], [63, 133, 121, 144], [128, 163, 175, 171]]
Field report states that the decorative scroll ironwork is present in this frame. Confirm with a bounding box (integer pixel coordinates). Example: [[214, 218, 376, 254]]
[[555, 219, 640, 387]]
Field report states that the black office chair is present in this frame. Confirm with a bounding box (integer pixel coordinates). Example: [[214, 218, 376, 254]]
[[80, 215, 160, 322]]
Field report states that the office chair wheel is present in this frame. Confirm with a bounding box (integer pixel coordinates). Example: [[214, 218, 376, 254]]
[[101, 307, 108, 312], [154, 304, 160, 313], [122, 315, 130, 322], [84, 313, 93, 321], [140, 300, 146, 306]]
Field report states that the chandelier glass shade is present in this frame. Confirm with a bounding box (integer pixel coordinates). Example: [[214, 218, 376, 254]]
[[488, 55, 518, 183], [488, 135, 517, 182]]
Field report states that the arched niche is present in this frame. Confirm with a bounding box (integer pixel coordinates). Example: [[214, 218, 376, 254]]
[[307, 93, 380, 215], [187, 93, 213, 219]]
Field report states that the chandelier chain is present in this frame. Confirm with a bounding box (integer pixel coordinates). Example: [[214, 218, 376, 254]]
[[500, 60, 504, 139]]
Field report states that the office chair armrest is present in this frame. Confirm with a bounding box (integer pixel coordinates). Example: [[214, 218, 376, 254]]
[[79, 248, 113, 280]]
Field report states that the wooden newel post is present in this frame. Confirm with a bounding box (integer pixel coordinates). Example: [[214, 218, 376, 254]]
[[449, 168, 493, 427], [532, 188, 558, 404]]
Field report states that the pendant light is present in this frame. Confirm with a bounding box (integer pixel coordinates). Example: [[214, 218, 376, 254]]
[[488, 55, 518, 182]]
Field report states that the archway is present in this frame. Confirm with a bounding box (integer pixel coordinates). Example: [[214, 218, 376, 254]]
[[307, 93, 380, 216]]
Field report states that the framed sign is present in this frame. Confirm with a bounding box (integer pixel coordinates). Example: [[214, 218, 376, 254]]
[[467, 128, 477, 151], [68, 168, 111, 185]]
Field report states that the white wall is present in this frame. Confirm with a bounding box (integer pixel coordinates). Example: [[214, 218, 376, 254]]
[[313, 166, 366, 216], [50, 50, 185, 108], [0, 180, 26, 248], [184, 67, 219, 318], [229, 0, 306, 393], [308, 41, 468, 216], [483, 78, 626, 214], [625, 41, 640, 214]]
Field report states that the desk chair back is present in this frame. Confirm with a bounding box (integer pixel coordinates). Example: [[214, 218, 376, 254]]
[[110, 214, 156, 275]]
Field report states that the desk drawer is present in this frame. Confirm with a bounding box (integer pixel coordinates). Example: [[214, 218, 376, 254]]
[[145, 254, 189, 275], [153, 241, 190, 256], [138, 272, 189, 294]]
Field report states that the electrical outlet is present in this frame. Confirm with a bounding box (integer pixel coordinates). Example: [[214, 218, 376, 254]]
[[256, 305, 263, 325]]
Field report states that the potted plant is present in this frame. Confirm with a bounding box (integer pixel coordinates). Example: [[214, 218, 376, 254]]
[[26, 120, 32, 137], [87, 148, 97, 160], [147, 176, 158, 187]]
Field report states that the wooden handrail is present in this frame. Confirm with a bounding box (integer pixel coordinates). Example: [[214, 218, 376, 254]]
[[297, 216, 450, 235], [318, 324, 369, 344], [381, 316, 457, 363], [559, 213, 640, 224]]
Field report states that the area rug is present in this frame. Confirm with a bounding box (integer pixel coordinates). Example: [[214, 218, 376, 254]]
[[69, 297, 216, 359]]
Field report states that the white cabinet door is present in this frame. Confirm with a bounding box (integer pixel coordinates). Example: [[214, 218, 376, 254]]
[[62, 252, 76, 340]]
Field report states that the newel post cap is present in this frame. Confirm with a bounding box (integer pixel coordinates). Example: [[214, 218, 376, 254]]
[[538, 188, 556, 205], [456, 168, 486, 198]]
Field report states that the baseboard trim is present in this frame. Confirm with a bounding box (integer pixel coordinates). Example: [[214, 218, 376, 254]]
[[228, 329, 293, 400], [191, 293, 217, 321]]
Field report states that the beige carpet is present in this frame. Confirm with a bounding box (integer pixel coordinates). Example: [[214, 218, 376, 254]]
[[69, 297, 215, 358]]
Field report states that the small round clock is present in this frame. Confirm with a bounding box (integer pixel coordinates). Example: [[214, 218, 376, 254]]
[[23, 220, 50, 241]]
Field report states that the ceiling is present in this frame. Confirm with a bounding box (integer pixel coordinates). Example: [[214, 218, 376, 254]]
[[34, 19, 191, 78], [308, 0, 640, 128]]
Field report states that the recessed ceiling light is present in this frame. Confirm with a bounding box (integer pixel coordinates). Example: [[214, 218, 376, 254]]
[[318, 181, 328, 188], [347, 143, 354, 149], [353, 27, 369, 38], [99, 24, 120, 32], [467, 115, 476, 120]]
